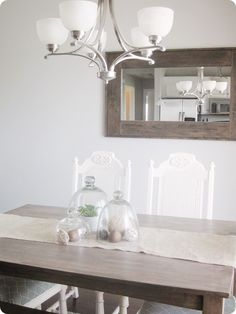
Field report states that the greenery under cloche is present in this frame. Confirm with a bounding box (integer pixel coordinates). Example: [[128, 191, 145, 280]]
[[79, 204, 98, 217]]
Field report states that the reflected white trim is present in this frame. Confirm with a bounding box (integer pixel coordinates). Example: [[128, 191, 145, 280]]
[[145, 95, 149, 121]]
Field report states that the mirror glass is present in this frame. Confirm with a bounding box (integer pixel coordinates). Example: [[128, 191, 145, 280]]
[[121, 66, 231, 123]]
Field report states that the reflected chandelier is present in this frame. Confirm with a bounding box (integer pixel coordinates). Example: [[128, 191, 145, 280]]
[[36, 0, 174, 83], [176, 67, 228, 105]]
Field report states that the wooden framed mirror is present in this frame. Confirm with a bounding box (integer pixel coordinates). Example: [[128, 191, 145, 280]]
[[106, 48, 236, 140]]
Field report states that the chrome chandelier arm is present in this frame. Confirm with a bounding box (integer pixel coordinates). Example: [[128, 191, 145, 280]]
[[44, 52, 102, 72], [109, 0, 130, 51], [70, 42, 108, 71], [110, 45, 165, 71], [129, 53, 155, 64], [111, 55, 154, 66], [90, 0, 107, 47], [185, 89, 208, 100], [109, 53, 155, 68], [182, 92, 205, 104], [183, 92, 200, 99], [70, 28, 94, 54]]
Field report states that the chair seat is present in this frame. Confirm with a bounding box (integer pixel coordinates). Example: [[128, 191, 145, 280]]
[[0, 275, 54, 306], [139, 298, 236, 314]]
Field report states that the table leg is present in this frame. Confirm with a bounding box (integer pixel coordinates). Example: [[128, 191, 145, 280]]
[[203, 295, 224, 314]]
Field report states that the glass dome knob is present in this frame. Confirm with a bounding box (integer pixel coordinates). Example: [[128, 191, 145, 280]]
[[85, 176, 95, 187], [113, 190, 123, 200]]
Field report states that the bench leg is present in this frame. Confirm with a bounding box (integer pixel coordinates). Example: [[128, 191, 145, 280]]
[[203, 296, 224, 314]]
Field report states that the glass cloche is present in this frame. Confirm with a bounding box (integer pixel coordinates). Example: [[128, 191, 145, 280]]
[[57, 211, 89, 245], [69, 176, 107, 232], [97, 191, 139, 243]]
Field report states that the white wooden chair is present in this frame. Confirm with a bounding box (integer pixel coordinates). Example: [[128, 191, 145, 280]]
[[146, 153, 215, 219], [73, 151, 131, 201], [73, 151, 132, 314], [139, 153, 235, 314]]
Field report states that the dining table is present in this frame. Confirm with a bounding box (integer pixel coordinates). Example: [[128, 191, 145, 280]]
[[0, 204, 235, 314]]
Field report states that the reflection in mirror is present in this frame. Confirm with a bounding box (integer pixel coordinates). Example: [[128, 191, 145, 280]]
[[121, 66, 231, 123]]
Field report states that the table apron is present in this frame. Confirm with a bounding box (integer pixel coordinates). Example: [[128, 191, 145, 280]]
[[0, 261, 213, 311]]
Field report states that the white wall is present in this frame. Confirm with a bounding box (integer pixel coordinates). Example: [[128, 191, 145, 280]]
[[0, 0, 236, 220]]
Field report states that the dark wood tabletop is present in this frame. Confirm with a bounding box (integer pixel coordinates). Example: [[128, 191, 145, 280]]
[[0, 204, 235, 314]]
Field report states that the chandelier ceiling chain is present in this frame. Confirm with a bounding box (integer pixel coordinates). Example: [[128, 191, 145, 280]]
[[36, 0, 174, 83]]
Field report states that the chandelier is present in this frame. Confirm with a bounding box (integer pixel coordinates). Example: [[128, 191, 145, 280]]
[[36, 0, 174, 84], [176, 67, 228, 105]]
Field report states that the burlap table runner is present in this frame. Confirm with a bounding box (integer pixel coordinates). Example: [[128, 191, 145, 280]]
[[0, 214, 235, 267]]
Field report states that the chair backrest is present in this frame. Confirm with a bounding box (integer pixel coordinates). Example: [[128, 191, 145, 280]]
[[72, 151, 131, 201], [147, 153, 215, 219]]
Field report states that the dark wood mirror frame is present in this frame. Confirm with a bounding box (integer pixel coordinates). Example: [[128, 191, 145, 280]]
[[106, 48, 236, 140]]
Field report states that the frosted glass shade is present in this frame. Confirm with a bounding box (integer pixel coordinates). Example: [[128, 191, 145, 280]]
[[131, 27, 150, 47], [176, 81, 192, 93], [203, 80, 216, 92], [215, 81, 227, 93], [36, 18, 69, 45], [59, 0, 97, 32], [137, 7, 174, 38]]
